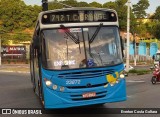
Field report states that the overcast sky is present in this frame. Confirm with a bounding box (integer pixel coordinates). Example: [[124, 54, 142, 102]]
[[23, 0, 159, 13]]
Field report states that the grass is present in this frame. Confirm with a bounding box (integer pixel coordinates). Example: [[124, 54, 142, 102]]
[[128, 69, 151, 75]]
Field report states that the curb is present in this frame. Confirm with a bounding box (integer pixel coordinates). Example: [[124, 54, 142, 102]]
[[0, 70, 29, 74]]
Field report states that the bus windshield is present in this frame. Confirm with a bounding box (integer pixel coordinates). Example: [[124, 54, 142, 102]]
[[42, 26, 123, 70]]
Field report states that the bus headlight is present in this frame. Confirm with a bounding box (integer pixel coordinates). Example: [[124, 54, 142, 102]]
[[120, 74, 125, 79], [44, 78, 52, 87], [45, 80, 52, 87], [53, 85, 58, 90]]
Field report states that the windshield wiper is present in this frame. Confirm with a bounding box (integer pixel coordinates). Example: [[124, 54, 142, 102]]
[[87, 32, 100, 65], [89, 23, 103, 43], [87, 23, 103, 65], [60, 24, 79, 44]]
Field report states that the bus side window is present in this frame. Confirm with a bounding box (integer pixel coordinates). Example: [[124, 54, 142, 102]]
[[33, 49, 38, 67]]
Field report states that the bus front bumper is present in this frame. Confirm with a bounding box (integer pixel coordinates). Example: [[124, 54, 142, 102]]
[[43, 79, 126, 109]]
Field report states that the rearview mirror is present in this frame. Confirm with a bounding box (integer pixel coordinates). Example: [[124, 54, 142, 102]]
[[120, 36, 124, 58]]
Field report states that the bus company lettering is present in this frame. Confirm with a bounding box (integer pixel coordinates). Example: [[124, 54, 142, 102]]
[[54, 60, 76, 66], [50, 13, 107, 22]]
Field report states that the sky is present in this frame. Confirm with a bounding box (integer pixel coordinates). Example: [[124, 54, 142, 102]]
[[23, 0, 159, 14]]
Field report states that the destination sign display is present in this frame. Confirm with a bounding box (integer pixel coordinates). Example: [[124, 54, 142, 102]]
[[42, 10, 117, 24]]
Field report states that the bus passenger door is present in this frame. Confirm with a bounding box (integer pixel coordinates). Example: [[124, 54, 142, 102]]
[[30, 44, 36, 92]]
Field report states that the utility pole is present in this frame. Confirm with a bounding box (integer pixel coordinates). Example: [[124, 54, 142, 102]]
[[134, 33, 137, 66], [0, 38, 1, 66], [126, 0, 130, 72]]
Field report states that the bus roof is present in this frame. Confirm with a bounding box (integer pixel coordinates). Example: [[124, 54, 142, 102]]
[[39, 7, 117, 15], [37, 7, 119, 29]]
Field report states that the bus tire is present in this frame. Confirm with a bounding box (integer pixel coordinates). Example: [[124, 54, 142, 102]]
[[38, 80, 45, 108], [96, 103, 105, 106]]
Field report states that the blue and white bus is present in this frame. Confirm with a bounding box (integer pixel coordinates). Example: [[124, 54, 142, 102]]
[[30, 6, 126, 108]]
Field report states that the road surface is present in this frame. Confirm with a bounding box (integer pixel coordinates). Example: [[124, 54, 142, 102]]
[[0, 72, 159, 117]]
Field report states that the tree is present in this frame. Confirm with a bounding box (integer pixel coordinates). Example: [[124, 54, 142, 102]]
[[77, 2, 89, 7], [114, 0, 128, 30], [62, 0, 78, 7], [0, 0, 26, 32], [48, 0, 63, 10], [132, 0, 149, 18], [0, 0, 41, 44], [103, 1, 116, 9], [154, 6, 160, 20], [154, 23, 160, 39], [89, 2, 102, 8], [150, 6, 160, 39], [103, 0, 137, 31]]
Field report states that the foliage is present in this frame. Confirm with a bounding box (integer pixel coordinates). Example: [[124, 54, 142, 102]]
[[131, 0, 154, 39], [103, 0, 136, 31], [152, 23, 160, 39], [154, 6, 160, 20], [48, 0, 63, 10], [128, 69, 151, 75], [103, 1, 116, 9], [76, 2, 89, 7], [115, 0, 128, 30], [89, 2, 102, 8], [0, 0, 41, 45], [1, 0, 159, 45], [149, 6, 160, 39], [132, 0, 149, 18]]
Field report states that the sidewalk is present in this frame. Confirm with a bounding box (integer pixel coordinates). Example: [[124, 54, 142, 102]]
[[0, 64, 29, 73]]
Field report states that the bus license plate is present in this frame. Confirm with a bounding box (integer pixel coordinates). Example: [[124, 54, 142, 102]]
[[82, 92, 96, 98]]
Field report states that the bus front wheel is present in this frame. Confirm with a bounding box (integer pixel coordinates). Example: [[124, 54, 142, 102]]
[[38, 80, 45, 108]]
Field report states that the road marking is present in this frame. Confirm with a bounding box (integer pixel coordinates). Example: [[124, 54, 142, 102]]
[[127, 95, 133, 98], [126, 80, 145, 83]]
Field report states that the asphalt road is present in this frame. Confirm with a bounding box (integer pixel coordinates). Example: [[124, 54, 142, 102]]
[[0, 72, 159, 117]]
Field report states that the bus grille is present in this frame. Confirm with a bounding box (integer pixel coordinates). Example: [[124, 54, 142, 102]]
[[67, 83, 108, 89], [58, 69, 114, 79], [70, 91, 107, 101]]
